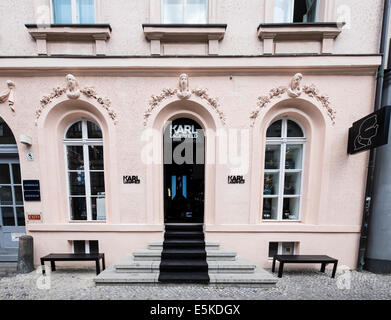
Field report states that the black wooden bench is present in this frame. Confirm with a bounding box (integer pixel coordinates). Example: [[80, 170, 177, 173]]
[[272, 255, 338, 278], [40, 253, 105, 275]]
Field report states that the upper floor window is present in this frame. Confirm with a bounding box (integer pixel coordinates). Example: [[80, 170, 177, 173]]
[[162, 0, 208, 24], [274, 0, 318, 23], [262, 118, 305, 221], [53, 0, 95, 24], [64, 120, 105, 221]]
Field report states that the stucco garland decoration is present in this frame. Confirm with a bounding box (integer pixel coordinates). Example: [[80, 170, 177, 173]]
[[144, 74, 226, 126], [0, 80, 16, 112], [35, 74, 118, 126], [250, 74, 336, 127]]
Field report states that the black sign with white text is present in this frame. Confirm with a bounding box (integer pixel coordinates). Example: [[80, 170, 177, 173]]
[[23, 180, 41, 201], [348, 106, 391, 155]]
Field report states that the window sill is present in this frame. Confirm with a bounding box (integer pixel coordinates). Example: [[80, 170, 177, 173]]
[[257, 22, 343, 55], [142, 24, 227, 56], [25, 24, 112, 56]]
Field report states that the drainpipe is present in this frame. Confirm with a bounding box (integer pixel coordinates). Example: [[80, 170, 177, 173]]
[[357, 0, 391, 272]]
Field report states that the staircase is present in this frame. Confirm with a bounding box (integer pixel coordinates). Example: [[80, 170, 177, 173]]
[[159, 224, 209, 283], [94, 237, 278, 287]]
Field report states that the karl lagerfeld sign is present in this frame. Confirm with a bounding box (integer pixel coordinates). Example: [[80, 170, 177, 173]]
[[170, 124, 199, 139], [348, 106, 391, 155]]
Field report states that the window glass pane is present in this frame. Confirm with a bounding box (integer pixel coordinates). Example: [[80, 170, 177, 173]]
[[303, 0, 317, 22], [66, 121, 83, 139], [77, 0, 95, 23], [265, 145, 281, 169], [70, 197, 87, 220], [89, 146, 104, 170], [0, 186, 13, 205], [285, 144, 303, 169], [284, 172, 301, 195], [282, 242, 295, 255], [266, 120, 282, 138], [268, 242, 279, 258], [68, 172, 86, 195], [262, 198, 278, 220], [1, 207, 15, 226], [14, 186, 23, 205], [0, 164, 10, 184], [264, 173, 279, 195], [287, 120, 304, 137], [16, 207, 25, 226], [12, 164, 21, 184], [53, 0, 73, 24], [0, 118, 16, 144], [163, 0, 183, 23], [282, 198, 300, 220], [87, 121, 102, 139], [73, 240, 85, 253], [91, 196, 106, 221], [90, 172, 105, 195], [274, 0, 294, 23], [89, 240, 99, 253], [185, 0, 208, 23], [67, 146, 84, 170]]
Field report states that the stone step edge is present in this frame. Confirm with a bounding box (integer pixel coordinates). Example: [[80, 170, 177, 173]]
[[148, 242, 220, 250], [94, 268, 277, 287], [133, 249, 236, 256]]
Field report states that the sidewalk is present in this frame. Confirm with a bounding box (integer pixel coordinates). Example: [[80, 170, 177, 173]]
[[0, 267, 390, 300]]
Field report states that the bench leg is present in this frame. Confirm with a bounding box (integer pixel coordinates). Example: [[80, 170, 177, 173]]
[[96, 260, 101, 275], [40, 259, 45, 275], [331, 262, 338, 278], [320, 263, 326, 273], [272, 257, 276, 273], [102, 255, 106, 271], [51, 261, 56, 272], [278, 262, 284, 278]]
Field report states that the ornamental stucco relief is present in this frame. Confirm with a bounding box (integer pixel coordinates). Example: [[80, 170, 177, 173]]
[[35, 74, 118, 126], [144, 74, 226, 126], [0, 80, 16, 112], [250, 73, 336, 127]]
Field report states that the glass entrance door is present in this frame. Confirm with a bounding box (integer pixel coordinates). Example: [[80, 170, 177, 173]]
[[163, 118, 205, 223], [0, 160, 25, 249]]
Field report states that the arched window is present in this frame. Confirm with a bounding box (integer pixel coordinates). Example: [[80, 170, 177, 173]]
[[263, 118, 305, 221], [64, 120, 105, 221]]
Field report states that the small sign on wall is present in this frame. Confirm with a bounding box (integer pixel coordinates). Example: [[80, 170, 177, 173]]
[[228, 175, 245, 184], [11, 233, 26, 242], [123, 176, 141, 184], [27, 213, 41, 221], [23, 180, 41, 201]]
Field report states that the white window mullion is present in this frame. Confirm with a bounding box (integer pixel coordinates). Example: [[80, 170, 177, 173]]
[[71, 0, 78, 23], [82, 121, 92, 220]]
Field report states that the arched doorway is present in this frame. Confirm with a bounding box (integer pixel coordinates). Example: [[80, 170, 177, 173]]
[[0, 117, 25, 261], [163, 117, 205, 224]]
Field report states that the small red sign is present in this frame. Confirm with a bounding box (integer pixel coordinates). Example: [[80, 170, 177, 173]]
[[28, 214, 41, 220]]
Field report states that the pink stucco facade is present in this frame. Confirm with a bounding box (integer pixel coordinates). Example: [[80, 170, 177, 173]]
[[0, 0, 383, 269]]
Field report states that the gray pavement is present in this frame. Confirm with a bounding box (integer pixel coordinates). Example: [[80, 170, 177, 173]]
[[0, 267, 390, 300]]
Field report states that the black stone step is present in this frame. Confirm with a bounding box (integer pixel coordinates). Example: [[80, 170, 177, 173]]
[[163, 239, 205, 249], [165, 224, 204, 232], [161, 249, 206, 260], [160, 259, 208, 272], [164, 231, 204, 240], [158, 272, 210, 283]]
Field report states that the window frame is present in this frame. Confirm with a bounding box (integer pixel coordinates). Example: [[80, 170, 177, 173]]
[[72, 240, 99, 253], [64, 119, 105, 222], [268, 241, 297, 258], [51, 0, 96, 24], [161, 0, 209, 24], [263, 117, 306, 222]]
